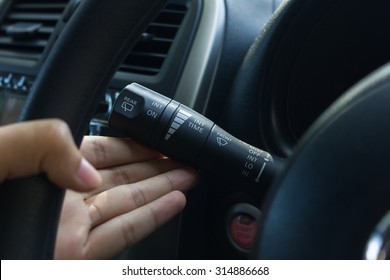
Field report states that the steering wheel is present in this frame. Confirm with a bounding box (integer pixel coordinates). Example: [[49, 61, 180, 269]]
[[223, 0, 390, 259], [0, 0, 169, 259], [257, 62, 390, 259], [1, 0, 390, 260]]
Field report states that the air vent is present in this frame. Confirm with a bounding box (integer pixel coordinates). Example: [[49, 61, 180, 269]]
[[0, 0, 69, 63], [119, 3, 188, 76]]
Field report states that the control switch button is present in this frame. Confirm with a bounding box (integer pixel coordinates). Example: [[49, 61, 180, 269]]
[[109, 84, 172, 144], [114, 90, 144, 119], [230, 214, 257, 250]]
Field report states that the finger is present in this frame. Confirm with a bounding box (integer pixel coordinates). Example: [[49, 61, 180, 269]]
[[84, 191, 186, 259], [80, 136, 161, 169], [54, 190, 91, 260], [83, 157, 189, 198], [0, 119, 101, 191], [85, 168, 198, 227]]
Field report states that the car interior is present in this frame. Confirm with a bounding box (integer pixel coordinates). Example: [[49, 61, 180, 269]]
[[0, 0, 390, 259]]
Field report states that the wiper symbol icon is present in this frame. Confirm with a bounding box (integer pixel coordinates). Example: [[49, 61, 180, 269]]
[[121, 101, 134, 112], [217, 137, 229, 147]]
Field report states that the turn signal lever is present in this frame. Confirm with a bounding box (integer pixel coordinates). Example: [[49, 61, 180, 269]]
[[108, 83, 283, 186]]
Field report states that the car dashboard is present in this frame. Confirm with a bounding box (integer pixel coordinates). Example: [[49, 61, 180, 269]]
[[0, 0, 280, 259], [1, 0, 389, 260]]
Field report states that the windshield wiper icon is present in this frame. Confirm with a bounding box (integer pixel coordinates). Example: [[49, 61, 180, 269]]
[[217, 137, 229, 147]]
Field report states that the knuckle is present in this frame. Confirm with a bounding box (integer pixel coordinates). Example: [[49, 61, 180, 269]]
[[112, 166, 129, 186], [127, 185, 147, 208], [91, 137, 106, 168], [42, 119, 72, 141], [120, 216, 137, 248], [37, 119, 77, 165]]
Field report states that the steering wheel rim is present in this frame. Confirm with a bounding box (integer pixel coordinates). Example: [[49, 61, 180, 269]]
[[0, 0, 169, 259], [258, 62, 390, 259], [222, 0, 390, 259]]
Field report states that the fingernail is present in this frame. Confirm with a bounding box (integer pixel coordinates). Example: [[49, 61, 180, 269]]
[[77, 158, 102, 189]]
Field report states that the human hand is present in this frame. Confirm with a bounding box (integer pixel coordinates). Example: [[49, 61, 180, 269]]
[[55, 136, 198, 259], [0, 119, 101, 191]]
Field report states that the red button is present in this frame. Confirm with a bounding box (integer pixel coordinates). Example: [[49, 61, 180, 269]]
[[230, 214, 257, 250]]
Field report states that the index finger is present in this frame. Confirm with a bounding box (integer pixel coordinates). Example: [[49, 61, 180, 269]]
[[80, 136, 161, 169]]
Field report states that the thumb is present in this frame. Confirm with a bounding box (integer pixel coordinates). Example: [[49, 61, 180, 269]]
[[0, 119, 101, 192]]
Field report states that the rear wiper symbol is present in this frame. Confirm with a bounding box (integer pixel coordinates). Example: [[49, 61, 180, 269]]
[[121, 101, 134, 112]]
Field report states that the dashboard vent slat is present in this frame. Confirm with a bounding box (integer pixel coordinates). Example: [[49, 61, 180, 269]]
[[0, 0, 69, 64], [118, 3, 188, 76]]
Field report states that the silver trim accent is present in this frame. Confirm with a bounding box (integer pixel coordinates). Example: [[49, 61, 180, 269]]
[[365, 210, 390, 260], [174, 0, 226, 113]]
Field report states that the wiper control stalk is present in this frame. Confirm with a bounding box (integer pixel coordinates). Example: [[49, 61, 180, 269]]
[[108, 83, 282, 185]]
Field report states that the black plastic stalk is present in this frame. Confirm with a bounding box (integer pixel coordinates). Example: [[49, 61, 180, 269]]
[[108, 83, 282, 185]]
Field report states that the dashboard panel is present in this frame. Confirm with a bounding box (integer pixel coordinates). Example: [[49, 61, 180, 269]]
[[3, 0, 388, 260]]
